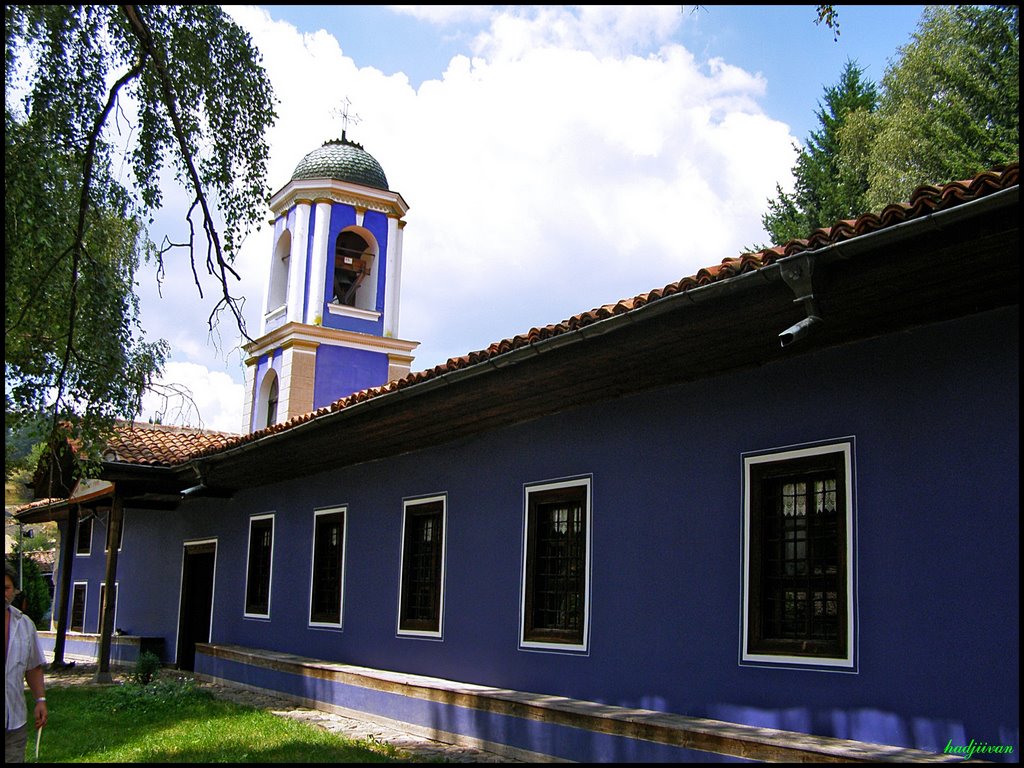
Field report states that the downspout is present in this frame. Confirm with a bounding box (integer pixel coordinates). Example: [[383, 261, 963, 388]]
[[777, 253, 823, 347], [181, 462, 208, 497]]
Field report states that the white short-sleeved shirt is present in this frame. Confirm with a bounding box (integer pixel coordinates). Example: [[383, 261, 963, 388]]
[[5, 604, 45, 731]]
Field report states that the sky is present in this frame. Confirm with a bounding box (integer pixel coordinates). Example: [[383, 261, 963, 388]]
[[136, 4, 927, 433]]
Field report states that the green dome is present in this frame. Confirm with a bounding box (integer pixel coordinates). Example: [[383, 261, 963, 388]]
[[291, 136, 389, 190]]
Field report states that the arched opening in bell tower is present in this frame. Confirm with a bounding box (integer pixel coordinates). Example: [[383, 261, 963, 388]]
[[267, 230, 292, 316], [255, 368, 280, 430], [332, 228, 378, 312]]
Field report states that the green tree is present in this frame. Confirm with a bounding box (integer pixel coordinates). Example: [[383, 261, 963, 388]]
[[5, 5, 277, 479], [761, 59, 879, 246], [7, 552, 51, 628], [854, 5, 1019, 209]]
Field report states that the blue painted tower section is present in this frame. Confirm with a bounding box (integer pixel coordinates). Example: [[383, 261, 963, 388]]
[[313, 345, 390, 410]]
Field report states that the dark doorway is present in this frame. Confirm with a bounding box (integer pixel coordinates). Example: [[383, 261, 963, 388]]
[[177, 542, 216, 672]]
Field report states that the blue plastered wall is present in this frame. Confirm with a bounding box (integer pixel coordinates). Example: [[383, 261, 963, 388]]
[[92, 304, 1018, 760]]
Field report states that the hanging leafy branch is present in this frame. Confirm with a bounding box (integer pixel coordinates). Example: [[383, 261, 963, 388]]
[[5, 5, 278, 482]]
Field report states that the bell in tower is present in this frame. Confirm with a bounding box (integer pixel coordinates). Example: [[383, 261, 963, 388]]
[[333, 230, 374, 308], [241, 116, 419, 434]]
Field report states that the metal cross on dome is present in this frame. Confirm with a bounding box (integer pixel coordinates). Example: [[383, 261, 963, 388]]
[[331, 96, 361, 140]]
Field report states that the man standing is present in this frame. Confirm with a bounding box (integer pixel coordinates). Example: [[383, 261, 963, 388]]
[[5, 562, 48, 763]]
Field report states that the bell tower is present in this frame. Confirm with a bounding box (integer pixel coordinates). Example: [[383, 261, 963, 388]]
[[242, 128, 418, 433]]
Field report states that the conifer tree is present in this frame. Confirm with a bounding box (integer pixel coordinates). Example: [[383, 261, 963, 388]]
[[761, 59, 879, 246]]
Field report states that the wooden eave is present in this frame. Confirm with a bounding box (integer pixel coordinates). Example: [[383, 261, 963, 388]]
[[102, 463, 195, 510], [16, 464, 192, 523]]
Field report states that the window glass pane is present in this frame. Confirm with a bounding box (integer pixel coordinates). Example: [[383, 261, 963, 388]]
[[245, 518, 273, 615], [98, 583, 118, 629], [310, 512, 343, 624], [76, 518, 92, 554], [523, 483, 588, 646], [748, 451, 846, 660], [70, 584, 87, 632], [532, 500, 585, 633], [400, 501, 444, 632]]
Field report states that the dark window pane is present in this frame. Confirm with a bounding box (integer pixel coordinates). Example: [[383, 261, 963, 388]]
[[748, 451, 846, 659], [70, 584, 87, 632], [245, 518, 273, 615], [524, 485, 587, 645], [76, 517, 92, 554], [399, 501, 444, 632], [310, 511, 344, 624]]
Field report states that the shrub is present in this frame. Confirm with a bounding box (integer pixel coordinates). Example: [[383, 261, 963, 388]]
[[128, 650, 163, 685], [5, 553, 51, 627]]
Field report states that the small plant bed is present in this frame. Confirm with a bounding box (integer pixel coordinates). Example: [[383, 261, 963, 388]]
[[29, 677, 398, 763]]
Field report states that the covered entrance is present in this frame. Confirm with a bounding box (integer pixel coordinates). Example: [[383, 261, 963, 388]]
[[177, 540, 216, 672]]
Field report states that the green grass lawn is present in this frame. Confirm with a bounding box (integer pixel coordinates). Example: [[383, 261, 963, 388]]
[[28, 679, 399, 763]]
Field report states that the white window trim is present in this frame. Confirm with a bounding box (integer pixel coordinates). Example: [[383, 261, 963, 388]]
[[243, 513, 275, 620], [396, 494, 448, 640], [519, 476, 593, 654], [740, 438, 857, 672], [308, 506, 347, 630]]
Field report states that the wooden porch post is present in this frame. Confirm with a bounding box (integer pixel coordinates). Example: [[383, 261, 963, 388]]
[[51, 505, 79, 668], [93, 493, 123, 684]]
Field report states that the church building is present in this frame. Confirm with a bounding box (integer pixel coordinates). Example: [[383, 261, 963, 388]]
[[16, 138, 1019, 762]]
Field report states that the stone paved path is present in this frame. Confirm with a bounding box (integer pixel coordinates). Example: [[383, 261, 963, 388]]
[[45, 663, 521, 763]]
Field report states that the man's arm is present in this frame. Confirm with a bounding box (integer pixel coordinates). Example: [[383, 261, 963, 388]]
[[25, 664, 48, 729]]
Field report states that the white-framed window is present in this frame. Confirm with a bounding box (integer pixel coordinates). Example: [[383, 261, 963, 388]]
[[98, 581, 119, 630], [309, 506, 347, 628], [397, 494, 447, 639], [741, 438, 857, 671], [70, 581, 88, 633], [103, 508, 124, 552], [76, 515, 93, 556], [244, 513, 275, 618], [519, 476, 592, 653]]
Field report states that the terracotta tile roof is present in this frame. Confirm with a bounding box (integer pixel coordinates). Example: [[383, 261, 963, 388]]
[[8, 497, 66, 516], [135, 163, 1019, 465], [25, 549, 57, 569], [103, 421, 238, 466]]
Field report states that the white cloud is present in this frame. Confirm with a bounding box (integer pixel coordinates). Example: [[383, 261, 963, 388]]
[[469, 5, 684, 61], [140, 362, 245, 434], [389, 5, 496, 26]]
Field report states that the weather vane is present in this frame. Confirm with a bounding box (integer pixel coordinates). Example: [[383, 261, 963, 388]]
[[331, 96, 361, 141]]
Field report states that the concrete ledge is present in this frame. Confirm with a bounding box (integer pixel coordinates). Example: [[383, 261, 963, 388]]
[[196, 643, 966, 763], [40, 631, 164, 667]]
